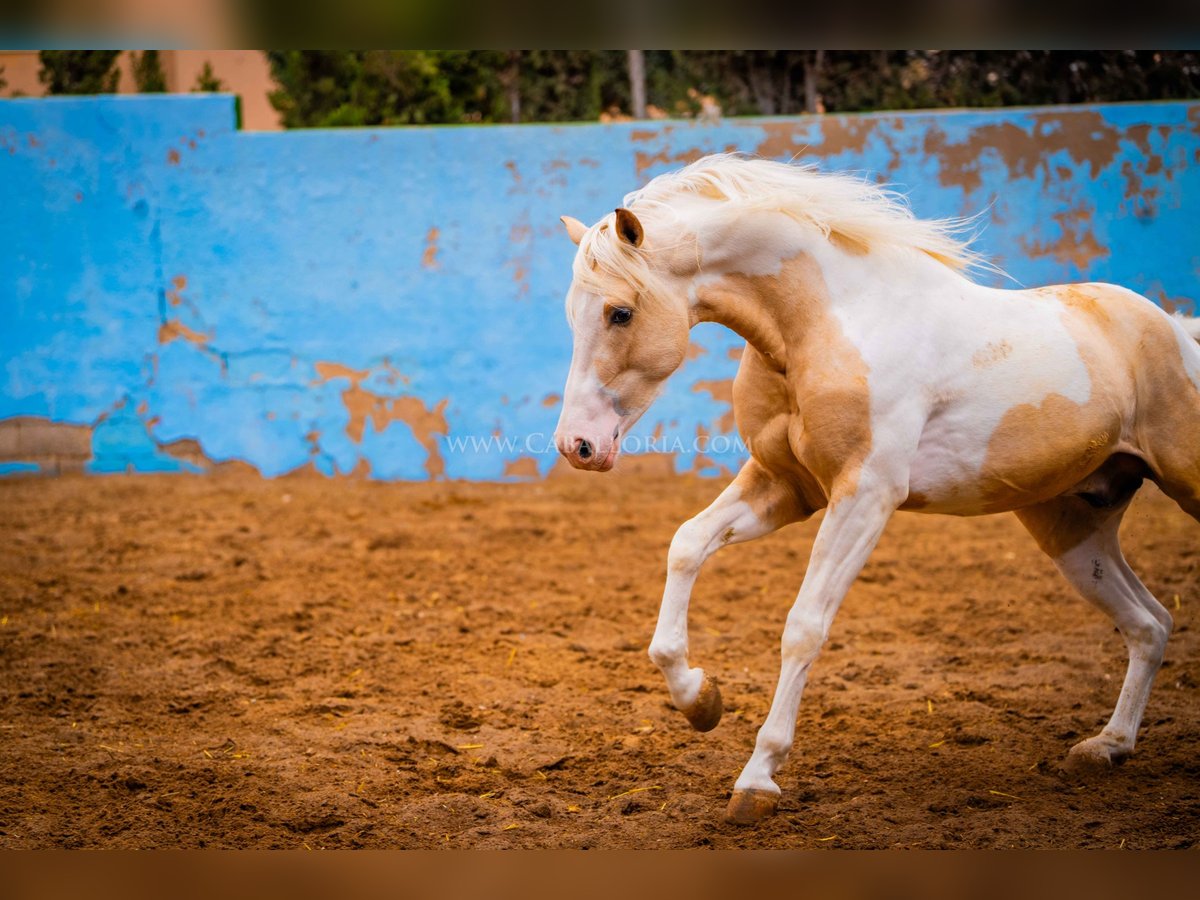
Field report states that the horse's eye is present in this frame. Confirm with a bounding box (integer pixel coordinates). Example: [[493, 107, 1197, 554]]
[[609, 307, 633, 326]]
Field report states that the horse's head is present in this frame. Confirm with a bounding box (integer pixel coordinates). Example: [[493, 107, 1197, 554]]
[[554, 207, 691, 471]]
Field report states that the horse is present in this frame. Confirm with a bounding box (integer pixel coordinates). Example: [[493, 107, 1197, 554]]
[[552, 153, 1200, 825]]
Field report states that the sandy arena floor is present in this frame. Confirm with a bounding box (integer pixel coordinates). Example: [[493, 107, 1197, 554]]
[[0, 470, 1198, 848]]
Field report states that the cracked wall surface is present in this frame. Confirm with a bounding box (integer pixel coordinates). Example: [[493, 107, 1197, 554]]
[[2, 96, 1198, 479]]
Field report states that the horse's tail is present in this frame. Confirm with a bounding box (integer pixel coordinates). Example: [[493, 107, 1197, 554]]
[[1172, 312, 1200, 343]]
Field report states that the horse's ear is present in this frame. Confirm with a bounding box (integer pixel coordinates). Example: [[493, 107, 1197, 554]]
[[614, 208, 644, 248], [560, 215, 587, 246]]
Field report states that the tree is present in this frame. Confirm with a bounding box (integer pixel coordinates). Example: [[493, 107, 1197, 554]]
[[132, 50, 167, 93], [628, 50, 646, 119], [261, 50, 1200, 128], [192, 61, 224, 92], [38, 50, 120, 94]]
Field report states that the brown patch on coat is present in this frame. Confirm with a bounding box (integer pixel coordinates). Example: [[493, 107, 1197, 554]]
[[587, 283, 691, 419], [697, 251, 872, 505], [1013, 454, 1147, 557], [541, 393, 561, 408], [972, 340, 1012, 368], [828, 230, 870, 256], [974, 283, 1198, 515], [979, 394, 1119, 512]]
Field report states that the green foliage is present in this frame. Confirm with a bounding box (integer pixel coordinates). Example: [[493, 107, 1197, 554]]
[[264, 50, 1200, 128], [38, 51, 120, 95], [192, 61, 225, 93], [132, 50, 167, 94]]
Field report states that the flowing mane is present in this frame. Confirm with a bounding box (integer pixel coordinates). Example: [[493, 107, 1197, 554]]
[[572, 154, 990, 310]]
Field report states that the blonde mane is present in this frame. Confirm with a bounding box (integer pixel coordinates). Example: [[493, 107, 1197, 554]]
[[570, 153, 991, 319]]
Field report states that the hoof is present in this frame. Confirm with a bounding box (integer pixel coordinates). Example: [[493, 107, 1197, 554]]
[[724, 788, 779, 826], [681, 675, 723, 733], [1060, 737, 1130, 779]]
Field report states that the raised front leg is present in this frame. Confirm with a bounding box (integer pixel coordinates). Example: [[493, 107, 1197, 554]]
[[649, 460, 810, 732], [726, 480, 901, 824]]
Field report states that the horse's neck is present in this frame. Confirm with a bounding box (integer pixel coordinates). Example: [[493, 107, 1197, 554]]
[[688, 235, 974, 367]]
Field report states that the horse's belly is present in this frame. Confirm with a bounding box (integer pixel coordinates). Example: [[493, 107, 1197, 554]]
[[903, 402, 1126, 515]]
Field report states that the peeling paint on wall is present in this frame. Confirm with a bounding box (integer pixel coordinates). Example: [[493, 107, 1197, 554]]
[[2, 96, 1198, 479]]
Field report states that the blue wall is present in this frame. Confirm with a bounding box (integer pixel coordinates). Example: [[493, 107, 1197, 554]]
[[2, 96, 1198, 479]]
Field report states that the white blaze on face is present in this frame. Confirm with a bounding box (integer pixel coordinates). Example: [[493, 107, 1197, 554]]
[[555, 288, 624, 471]]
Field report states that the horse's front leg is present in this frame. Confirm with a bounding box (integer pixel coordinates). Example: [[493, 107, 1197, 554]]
[[649, 460, 810, 731], [726, 477, 902, 824]]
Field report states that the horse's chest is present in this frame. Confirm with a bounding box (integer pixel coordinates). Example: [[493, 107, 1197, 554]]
[[732, 348, 869, 503]]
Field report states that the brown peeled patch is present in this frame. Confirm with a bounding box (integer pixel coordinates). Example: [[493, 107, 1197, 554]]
[[692, 379, 736, 433], [541, 393, 561, 408], [422, 228, 440, 269], [167, 148, 180, 165], [158, 319, 226, 372], [756, 116, 876, 162], [696, 251, 872, 506], [158, 320, 209, 348], [503, 456, 541, 480], [313, 361, 450, 479], [313, 361, 369, 384], [1019, 201, 1110, 270], [634, 147, 706, 178], [923, 111, 1122, 195]]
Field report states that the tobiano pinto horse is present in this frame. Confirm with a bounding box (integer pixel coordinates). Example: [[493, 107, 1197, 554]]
[[553, 153, 1200, 825]]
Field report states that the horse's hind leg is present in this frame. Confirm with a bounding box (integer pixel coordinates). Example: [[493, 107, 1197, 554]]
[[649, 459, 811, 732], [1016, 487, 1173, 774]]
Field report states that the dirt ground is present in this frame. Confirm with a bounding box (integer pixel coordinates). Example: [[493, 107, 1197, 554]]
[[1, 469, 1198, 849]]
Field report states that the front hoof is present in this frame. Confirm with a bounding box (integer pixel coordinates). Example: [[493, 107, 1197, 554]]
[[1060, 736, 1130, 779], [724, 788, 779, 826], [681, 675, 723, 732]]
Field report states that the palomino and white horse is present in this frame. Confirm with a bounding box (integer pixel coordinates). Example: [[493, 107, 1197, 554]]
[[553, 154, 1198, 825]]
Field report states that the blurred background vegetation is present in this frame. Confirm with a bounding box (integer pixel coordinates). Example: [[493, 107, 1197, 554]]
[[33, 50, 1200, 126]]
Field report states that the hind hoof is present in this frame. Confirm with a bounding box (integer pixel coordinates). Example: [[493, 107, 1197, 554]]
[[681, 675, 723, 732], [1060, 736, 1130, 779], [724, 788, 779, 826]]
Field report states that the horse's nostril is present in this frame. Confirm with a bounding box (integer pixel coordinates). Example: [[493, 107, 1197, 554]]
[[578, 439, 592, 460]]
